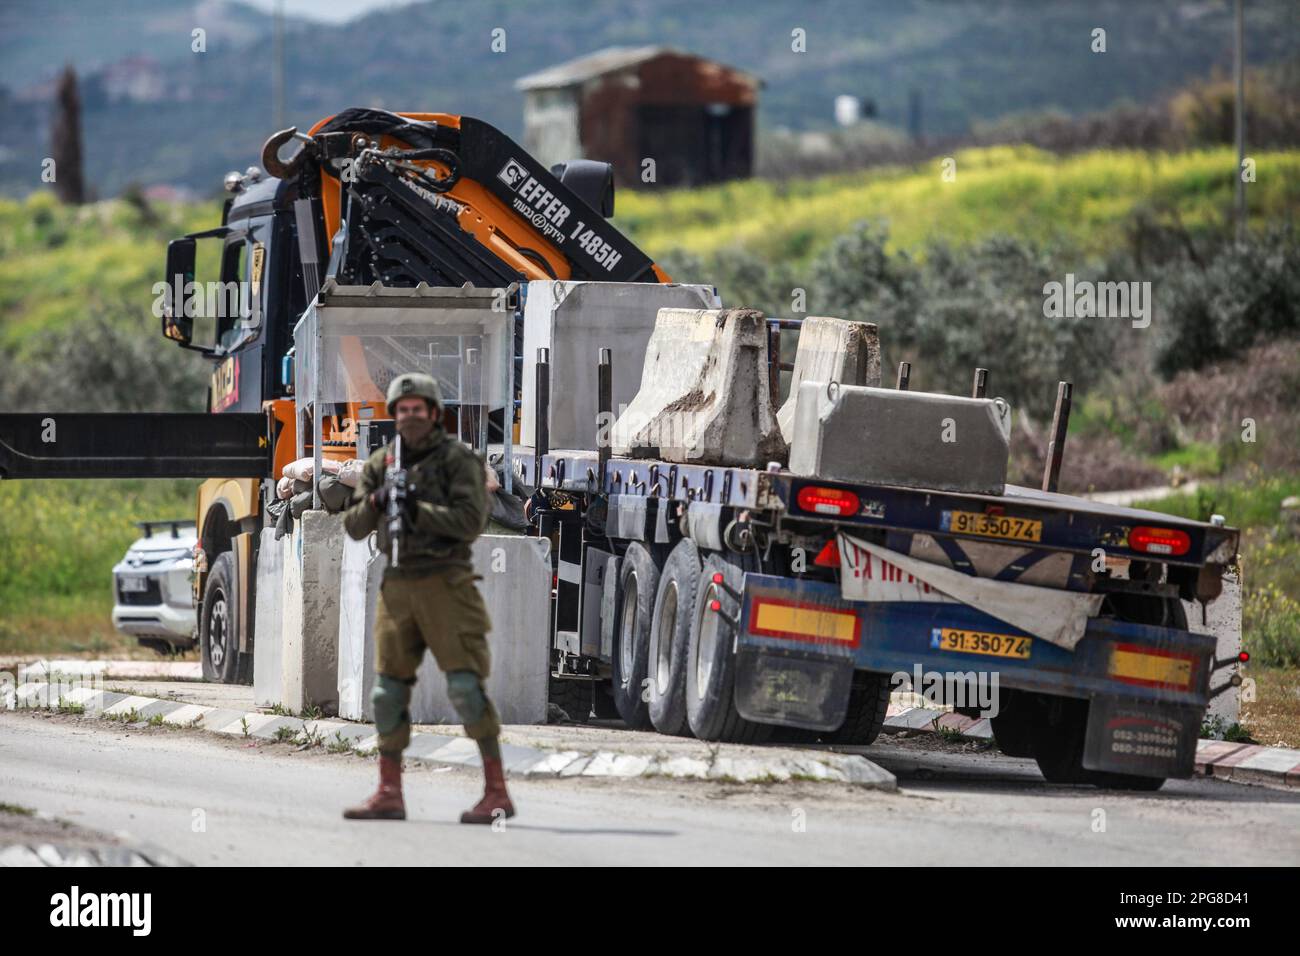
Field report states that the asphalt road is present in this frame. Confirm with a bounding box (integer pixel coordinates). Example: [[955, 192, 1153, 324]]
[[3, 711, 1298, 866]]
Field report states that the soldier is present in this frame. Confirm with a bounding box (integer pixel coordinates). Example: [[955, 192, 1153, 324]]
[[341, 372, 515, 825]]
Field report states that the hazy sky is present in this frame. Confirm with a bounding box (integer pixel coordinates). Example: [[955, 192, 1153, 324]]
[[238, 0, 423, 24]]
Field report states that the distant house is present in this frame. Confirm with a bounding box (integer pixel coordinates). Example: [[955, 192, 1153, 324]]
[[515, 46, 761, 189]]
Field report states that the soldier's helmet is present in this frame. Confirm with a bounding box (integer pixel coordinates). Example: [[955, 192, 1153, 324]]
[[386, 372, 443, 415]]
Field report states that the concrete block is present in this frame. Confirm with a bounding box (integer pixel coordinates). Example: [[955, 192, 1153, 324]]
[[410, 535, 552, 725], [280, 510, 344, 716], [338, 534, 553, 727], [520, 280, 718, 452], [252, 528, 284, 708], [1186, 570, 1242, 727], [611, 307, 786, 466], [336, 533, 381, 720], [788, 381, 1011, 494], [777, 316, 881, 444]]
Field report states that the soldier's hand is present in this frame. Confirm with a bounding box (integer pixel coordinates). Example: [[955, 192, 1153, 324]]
[[369, 486, 389, 511]]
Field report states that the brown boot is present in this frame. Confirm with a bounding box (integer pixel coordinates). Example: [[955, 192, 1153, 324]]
[[343, 753, 406, 820], [460, 756, 515, 825]]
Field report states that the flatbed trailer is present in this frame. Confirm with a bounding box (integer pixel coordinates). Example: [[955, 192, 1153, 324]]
[[513, 444, 1240, 790]]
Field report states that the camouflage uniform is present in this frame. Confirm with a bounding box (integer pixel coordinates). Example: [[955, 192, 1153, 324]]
[[341, 373, 514, 824], [342, 424, 501, 751]]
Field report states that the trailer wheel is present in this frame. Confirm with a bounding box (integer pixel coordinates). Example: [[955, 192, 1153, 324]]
[[647, 539, 700, 736], [821, 672, 892, 746], [989, 690, 1040, 758], [686, 554, 772, 743], [1030, 698, 1089, 784], [548, 676, 591, 724], [1031, 696, 1166, 791], [200, 552, 242, 684], [611, 543, 658, 730]]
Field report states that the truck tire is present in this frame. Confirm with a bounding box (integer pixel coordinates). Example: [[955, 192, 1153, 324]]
[[821, 672, 892, 746], [686, 553, 772, 743], [1030, 697, 1090, 784], [989, 690, 1040, 758], [647, 539, 701, 736], [611, 542, 658, 730], [1031, 696, 1167, 791], [548, 676, 591, 724], [200, 552, 242, 685]]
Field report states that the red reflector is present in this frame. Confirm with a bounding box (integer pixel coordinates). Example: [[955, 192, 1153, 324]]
[[1128, 526, 1191, 556], [709, 599, 721, 612], [712, 572, 724, 584], [814, 539, 840, 567], [1239, 651, 1250, 663], [796, 485, 859, 516]]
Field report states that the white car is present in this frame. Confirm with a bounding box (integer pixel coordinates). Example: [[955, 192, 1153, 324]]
[[111, 520, 198, 654]]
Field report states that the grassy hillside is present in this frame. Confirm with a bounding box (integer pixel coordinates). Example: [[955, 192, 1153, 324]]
[[4, 144, 1298, 352], [617, 146, 1300, 263], [0, 479, 199, 656], [0, 191, 215, 346]]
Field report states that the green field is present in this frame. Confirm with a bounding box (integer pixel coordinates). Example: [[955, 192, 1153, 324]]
[[0, 192, 214, 347], [0, 479, 199, 656], [616, 146, 1300, 264]]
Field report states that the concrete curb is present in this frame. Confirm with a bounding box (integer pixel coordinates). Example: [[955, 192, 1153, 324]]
[[7, 659, 204, 681], [4, 682, 896, 791], [882, 703, 1300, 789]]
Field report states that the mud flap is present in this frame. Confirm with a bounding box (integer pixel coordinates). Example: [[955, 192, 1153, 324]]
[[732, 572, 859, 731], [1083, 696, 1201, 779], [734, 647, 855, 731]]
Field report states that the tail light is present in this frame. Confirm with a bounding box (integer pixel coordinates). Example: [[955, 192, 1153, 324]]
[[1128, 526, 1191, 556], [796, 485, 859, 516]]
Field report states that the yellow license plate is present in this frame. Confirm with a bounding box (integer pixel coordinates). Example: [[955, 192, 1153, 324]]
[[944, 510, 1042, 542], [932, 627, 1032, 659]]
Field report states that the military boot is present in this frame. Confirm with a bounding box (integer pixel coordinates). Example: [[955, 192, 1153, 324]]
[[460, 756, 515, 824], [343, 753, 406, 820]]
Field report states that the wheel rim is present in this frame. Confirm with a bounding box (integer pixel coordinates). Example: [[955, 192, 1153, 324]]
[[208, 591, 228, 669], [619, 573, 638, 685], [695, 585, 719, 700], [655, 582, 678, 693]]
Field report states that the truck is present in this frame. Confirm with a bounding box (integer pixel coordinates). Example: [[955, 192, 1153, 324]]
[[0, 108, 669, 682], [0, 108, 1242, 790]]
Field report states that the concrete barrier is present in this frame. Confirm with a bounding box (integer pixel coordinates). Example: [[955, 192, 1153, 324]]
[[788, 381, 1011, 495], [280, 510, 343, 716], [1187, 570, 1243, 728], [336, 533, 382, 720], [777, 316, 880, 444], [519, 280, 718, 452], [252, 528, 284, 708], [337, 534, 553, 726], [610, 307, 786, 466]]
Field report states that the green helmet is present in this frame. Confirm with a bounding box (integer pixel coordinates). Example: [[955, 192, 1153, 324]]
[[386, 372, 442, 415]]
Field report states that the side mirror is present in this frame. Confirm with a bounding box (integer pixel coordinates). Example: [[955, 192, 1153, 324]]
[[162, 237, 196, 345]]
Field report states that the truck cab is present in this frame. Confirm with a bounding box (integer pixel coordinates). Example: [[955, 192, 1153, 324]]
[[162, 168, 312, 416], [160, 169, 316, 682]]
